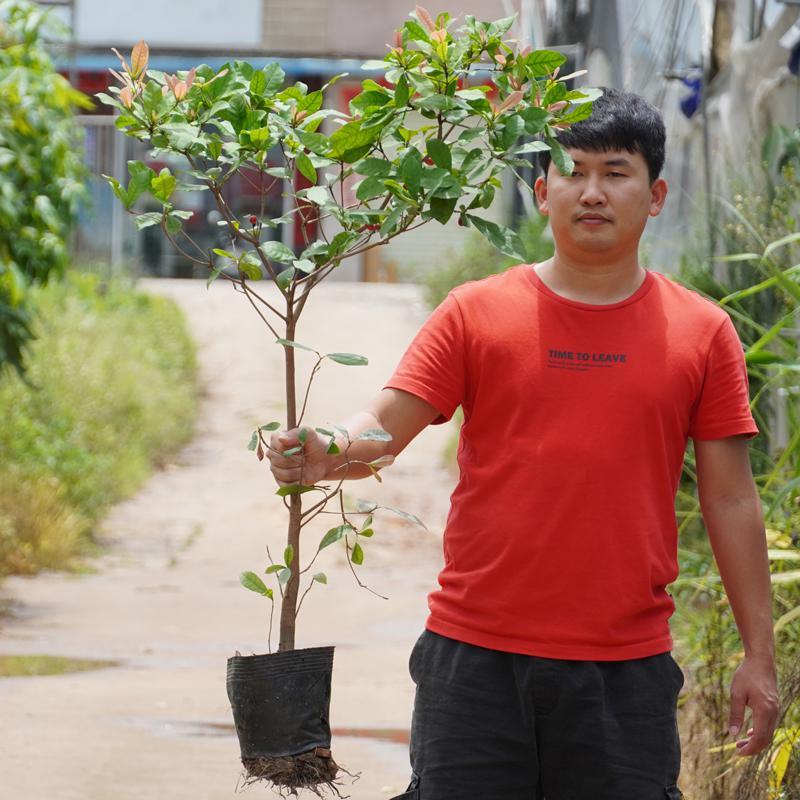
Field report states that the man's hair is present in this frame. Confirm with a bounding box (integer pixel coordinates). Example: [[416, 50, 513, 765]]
[[539, 88, 666, 183]]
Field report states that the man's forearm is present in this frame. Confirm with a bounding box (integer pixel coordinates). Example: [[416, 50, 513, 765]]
[[700, 492, 775, 660], [322, 409, 394, 481]]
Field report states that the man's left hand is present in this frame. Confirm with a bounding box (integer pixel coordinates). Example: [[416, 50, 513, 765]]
[[727, 654, 780, 757]]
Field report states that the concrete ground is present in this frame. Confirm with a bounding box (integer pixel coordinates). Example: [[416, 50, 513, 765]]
[[0, 278, 458, 800]]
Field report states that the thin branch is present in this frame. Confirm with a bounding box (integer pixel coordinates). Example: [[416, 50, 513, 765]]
[[296, 357, 324, 429], [241, 281, 282, 339], [238, 282, 287, 321], [340, 492, 388, 600], [162, 222, 212, 265], [295, 575, 318, 618]]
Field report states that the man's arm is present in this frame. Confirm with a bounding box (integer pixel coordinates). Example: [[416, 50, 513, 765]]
[[694, 435, 780, 757], [268, 388, 441, 485]]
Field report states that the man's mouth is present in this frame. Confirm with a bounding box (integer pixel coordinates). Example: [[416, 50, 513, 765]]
[[576, 214, 610, 225]]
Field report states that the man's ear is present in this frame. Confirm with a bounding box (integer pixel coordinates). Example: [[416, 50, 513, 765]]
[[534, 175, 549, 216], [649, 177, 668, 217]]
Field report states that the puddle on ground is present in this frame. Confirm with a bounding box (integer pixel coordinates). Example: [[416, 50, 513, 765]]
[[131, 719, 409, 745], [0, 654, 118, 677]]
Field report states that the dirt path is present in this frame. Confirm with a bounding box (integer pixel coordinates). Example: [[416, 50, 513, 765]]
[[0, 278, 457, 800]]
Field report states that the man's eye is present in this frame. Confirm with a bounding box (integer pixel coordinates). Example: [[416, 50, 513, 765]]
[[609, 172, 625, 177]]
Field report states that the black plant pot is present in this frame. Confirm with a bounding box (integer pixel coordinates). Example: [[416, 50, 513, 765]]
[[227, 646, 338, 788]]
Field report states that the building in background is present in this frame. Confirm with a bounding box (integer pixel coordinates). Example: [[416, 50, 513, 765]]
[[41, 0, 800, 280]]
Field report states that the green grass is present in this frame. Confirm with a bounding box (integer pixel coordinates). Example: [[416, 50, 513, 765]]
[[0, 654, 118, 677], [0, 271, 198, 576]]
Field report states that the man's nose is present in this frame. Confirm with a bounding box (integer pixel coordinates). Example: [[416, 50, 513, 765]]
[[580, 176, 606, 205]]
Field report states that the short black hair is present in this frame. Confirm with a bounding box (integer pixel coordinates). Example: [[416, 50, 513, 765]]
[[539, 88, 666, 183]]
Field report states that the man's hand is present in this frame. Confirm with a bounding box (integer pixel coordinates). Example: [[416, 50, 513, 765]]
[[727, 654, 780, 757], [267, 427, 334, 487]]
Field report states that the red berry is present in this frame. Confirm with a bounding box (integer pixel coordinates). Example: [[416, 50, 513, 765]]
[[249, 215, 258, 225], [423, 156, 434, 165]]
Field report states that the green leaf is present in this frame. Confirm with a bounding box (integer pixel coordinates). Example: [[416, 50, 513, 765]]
[[329, 119, 381, 162], [326, 352, 369, 366], [240, 571, 272, 597], [250, 70, 267, 95], [127, 161, 156, 203], [296, 151, 317, 183], [526, 49, 567, 77], [512, 141, 550, 155], [351, 90, 392, 113], [356, 176, 387, 202], [284, 545, 294, 566], [313, 572, 328, 584], [557, 103, 594, 125], [276, 484, 317, 496], [547, 139, 574, 176], [277, 567, 293, 584], [162, 122, 204, 150], [428, 195, 458, 224], [165, 214, 183, 236], [260, 422, 281, 431], [213, 248, 236, 260], [276, 338, 318, 353], [238, 252, 262, 280], [351, 542, 364, 565], [464, 214, 527, 261], [395, 73, 410, 107], [133, 212, 163, 230], [247, 431, 259, 451], [416, 94, 457, 112], [399, 149, 423, 194], [354, 428, 392, 442], [319, 524, 354, 550], [151, 168, 177, 203], [274, 266, 294, 289], [305, 185, 331, 206], [292, 259, 315, 274], [262, 63, 286, 96], [358, 528, 374, 538], [355, 158, 393, 177], [206, 266, 223, 288], [426, 138, 452, 171], [261, 240, 296, 263], [381, 504, 428, 530], [265, 564, 284, 574], [327, 441, 341, 455]]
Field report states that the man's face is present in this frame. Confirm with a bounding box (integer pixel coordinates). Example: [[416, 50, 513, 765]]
[[534, 148, 668, 261]]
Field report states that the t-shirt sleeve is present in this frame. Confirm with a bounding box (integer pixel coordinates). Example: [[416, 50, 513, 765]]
[[383, 291, 466, 425], [688, 315, 759, 441]]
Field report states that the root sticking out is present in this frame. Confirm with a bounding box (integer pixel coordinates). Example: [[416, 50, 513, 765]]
[[239, 748, 357, 797]]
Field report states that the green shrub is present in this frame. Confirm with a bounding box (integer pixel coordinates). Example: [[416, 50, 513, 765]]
[[0, 0, 92, 372], [0, 272, 198, 576]]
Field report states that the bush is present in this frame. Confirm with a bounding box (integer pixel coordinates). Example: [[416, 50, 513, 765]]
[[0, 272, 198, 576], [0, 0, 91, 372]]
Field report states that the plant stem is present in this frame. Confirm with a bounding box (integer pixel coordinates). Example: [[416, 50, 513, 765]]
[[278, 312, 302, 651]]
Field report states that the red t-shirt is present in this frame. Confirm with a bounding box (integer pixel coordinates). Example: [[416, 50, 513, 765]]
[[384, 264, 758, 660]]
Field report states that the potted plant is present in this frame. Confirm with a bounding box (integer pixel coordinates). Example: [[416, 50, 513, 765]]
[[99, 7, 593, 793]]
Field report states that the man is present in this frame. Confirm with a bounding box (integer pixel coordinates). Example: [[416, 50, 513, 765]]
[[268, 89, 779, 799]]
